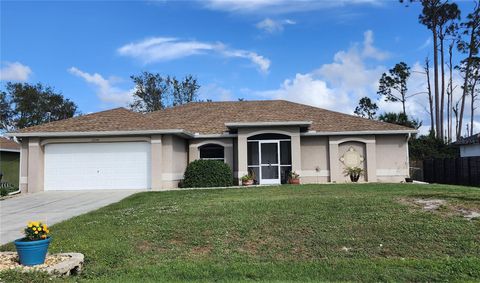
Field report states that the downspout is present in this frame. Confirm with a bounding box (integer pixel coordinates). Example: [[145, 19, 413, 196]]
[[7, 137, 22, 196], [406, 133, 411, 179]]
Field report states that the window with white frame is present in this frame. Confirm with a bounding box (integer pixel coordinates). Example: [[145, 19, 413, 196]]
[[199, 144, 225, 162]]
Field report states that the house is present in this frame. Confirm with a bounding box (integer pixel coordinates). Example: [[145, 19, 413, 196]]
[[7, 100, 417, 193], [454, 133, 480, 157], [0, 137, 21, 187]]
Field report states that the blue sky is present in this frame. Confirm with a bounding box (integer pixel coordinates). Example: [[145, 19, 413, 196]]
[[0, 0, 477, 134]]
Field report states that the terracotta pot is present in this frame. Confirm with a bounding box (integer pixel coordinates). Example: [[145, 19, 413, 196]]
[[242, 179, 254, 186], [288, 178, 300, 185]]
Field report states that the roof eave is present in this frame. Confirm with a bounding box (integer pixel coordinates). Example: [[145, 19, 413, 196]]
[[193, 129, 417, 138], [0, 148, 21, 153], [301, 129, 418, 136], [6, 129, 195, 138], [225, 121, 313, 128]]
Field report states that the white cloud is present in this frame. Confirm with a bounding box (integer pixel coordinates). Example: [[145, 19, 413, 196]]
[[254, 29, 480, 137], [418, 37, 432, 50], [118, 37, 216, 62], [203, 0, 382, 14], [256, 30, 387, 113], [0, 62, 32, 81], [256, 18, 295, 33], [362, 30, 389, 60], [199, 83, 233, 101], [391, 61, 480, 138], [68, 67, 133, 106], [259, 73, 350, 111], [118, 37, 270, 73]]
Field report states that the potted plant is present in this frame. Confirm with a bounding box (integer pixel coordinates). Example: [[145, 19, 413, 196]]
[[14, 221, 51, 266], [345, 167, 364, 183], [288, 171, 300, 184], [241, 174, 254, 186]]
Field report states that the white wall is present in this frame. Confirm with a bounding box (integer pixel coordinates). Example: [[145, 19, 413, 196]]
[[460, 144, 480, 157]]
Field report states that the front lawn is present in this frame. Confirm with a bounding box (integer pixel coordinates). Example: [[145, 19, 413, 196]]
[[1, 183, 480, 282]]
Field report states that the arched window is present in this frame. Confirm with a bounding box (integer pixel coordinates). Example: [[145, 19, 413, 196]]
[[199, 144, 224, 162]]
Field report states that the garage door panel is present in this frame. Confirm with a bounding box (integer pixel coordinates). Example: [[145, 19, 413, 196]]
[[44, 142, 151, 190]]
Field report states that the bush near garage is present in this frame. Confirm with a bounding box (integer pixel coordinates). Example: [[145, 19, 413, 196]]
[[183, 160, 233, 188]]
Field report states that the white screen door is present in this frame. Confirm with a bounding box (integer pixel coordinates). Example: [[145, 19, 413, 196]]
[[259, 141, 280, 185]]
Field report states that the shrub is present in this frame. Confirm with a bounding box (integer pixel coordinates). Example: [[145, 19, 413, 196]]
[[0, 187, 8, 197], [183, 160, 233, 188]]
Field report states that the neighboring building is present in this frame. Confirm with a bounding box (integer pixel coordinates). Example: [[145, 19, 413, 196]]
[[7, 100, 416, 193], [454, 133, 480, 157], [0, 137, 21, 187]]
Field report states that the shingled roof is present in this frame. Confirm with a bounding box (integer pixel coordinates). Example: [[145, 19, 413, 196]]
[[11, 100, 415, 136], [0, 137, 20, 151], [15, 108, 154, 133], [147, 100, 414, 134]]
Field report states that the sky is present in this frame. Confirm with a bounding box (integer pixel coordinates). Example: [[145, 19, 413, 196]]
[[0, 0, 478, 136]]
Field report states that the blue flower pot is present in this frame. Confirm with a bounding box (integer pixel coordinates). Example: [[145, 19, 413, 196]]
[[14, 237, 51, 266]]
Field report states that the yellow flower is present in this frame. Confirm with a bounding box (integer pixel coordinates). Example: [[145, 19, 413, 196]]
[[32, 227, 37, 231], [32, 221, 39, 227], [38, 227, 42, 231], [41, 235, 46, 239], [43, 224, 48, 230], [27, 223, 33, 228], [34, 231, 38, 234]]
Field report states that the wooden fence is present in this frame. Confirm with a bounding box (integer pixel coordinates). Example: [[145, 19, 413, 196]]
[[423, 157, 480, 187]]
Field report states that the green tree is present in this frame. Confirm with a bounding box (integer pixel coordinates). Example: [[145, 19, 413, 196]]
[[378, 112, 422, 129], [409, 134, 459, 160], [170, 75, 200, 107], [402, 0, 455, 138], [378, 62, 411, 116], [0, 91, 13, 130], [437, 2, 460, 139], [2, 82, 78, 130], [354, 97, 378, 119], [130, 72, 200, 112], [457, 1, 480, 139], [457, 56, 480, 136], [418, 0, 443, 138], [130, 72, 169, 112]]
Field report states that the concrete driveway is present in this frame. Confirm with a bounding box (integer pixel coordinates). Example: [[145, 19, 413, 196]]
[[0, 190, 140, 245]]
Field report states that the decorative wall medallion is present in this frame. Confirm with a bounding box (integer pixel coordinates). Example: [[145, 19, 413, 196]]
[[340, 147, 364, 167]]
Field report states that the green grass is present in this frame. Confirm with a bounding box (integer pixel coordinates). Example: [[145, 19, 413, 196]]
[[1, 183, 480, 282], [0, 151, 19, 188]]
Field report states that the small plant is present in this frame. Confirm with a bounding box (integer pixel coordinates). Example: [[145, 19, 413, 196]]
[[241, 174, 253, 182], [24, 221, 50, 241], [344, 167, 364, 182], [241, 169, 255, 186], [288, 171, 300, 184], [289, 171, 300, 179]]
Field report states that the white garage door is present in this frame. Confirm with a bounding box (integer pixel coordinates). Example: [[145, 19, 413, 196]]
[[44, 142, 151, 191]]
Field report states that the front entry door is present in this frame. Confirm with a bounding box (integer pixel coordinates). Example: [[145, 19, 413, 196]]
[[259, 141, 280, 185]]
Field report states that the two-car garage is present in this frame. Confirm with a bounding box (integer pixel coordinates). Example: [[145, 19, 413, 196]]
[[43, 142, 151, 191]]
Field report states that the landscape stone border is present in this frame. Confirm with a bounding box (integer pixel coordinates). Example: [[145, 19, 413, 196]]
[[0, 252, 84, 276]]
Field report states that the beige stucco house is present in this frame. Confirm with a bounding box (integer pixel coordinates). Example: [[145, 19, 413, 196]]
[[7, 100, 416, 193]]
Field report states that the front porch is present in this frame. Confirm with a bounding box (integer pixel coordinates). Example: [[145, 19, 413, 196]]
[[189, 126, 383, 186]]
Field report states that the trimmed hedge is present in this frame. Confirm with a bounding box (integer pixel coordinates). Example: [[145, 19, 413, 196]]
[[183, 160, 233, 188]]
